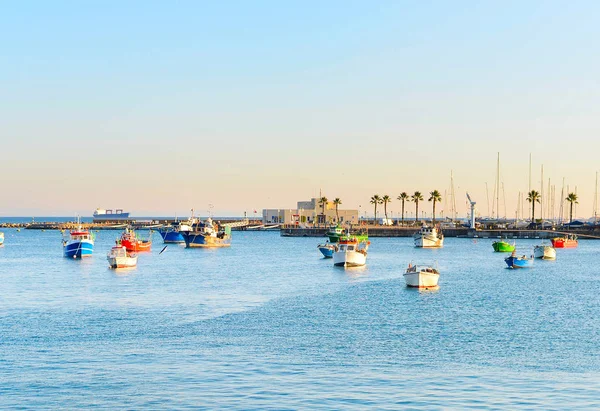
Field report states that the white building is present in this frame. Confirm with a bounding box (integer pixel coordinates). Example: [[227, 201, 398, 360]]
[[263, 198, 359, 225]]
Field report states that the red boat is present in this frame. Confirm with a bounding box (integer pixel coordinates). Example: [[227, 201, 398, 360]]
[[118, 228, 152, 252], [550, 235, 578, 248]]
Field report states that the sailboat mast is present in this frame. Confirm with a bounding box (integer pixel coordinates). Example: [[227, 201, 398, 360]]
[[595, 172, 598, 224], [485, 182, 490, 217], [496, 152, 500, 219], [540, 165, 544, 222]]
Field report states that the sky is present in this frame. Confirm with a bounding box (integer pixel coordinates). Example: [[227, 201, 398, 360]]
[[1, 1, 599, 218]]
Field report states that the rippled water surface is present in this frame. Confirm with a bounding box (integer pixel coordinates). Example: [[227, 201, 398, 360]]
[[1, 229, 599, 409]]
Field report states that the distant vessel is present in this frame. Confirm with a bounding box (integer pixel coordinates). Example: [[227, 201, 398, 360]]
[[63, 224, 94, 259], [93, 208, 130, 221], [180, 218, 232, 248], [118, 228, 152, 252], [505, 251, 534, 268], [492, 239, 515, 252], [551, 235, 578, 248], [107, 246, 138, 268], [414, 226, 444, 248], [317, 241, 338, 258], [404, 263, 440, 288], [333, 231, 369, 267], [534, 244, 556, 260]]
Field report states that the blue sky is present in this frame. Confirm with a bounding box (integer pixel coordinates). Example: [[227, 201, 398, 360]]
[[1, 1, 599, 217]]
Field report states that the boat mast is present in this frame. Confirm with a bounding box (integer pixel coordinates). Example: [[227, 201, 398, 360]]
[[528, 153, 532, 221], [595, 172, 598, 224], [540, 165, 544, 222], [485, 182, 490, 217], [496, 152, 500, 219]]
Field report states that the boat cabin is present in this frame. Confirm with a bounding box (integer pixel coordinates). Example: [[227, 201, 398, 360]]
[[70, 231, 91, 241]]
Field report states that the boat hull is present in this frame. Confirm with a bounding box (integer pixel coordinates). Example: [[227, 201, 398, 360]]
[[182, 232, 232, 248], [158, 230, 185, 244], [317, 244, 336, 258], [64, 240, 94, 259], [404, 271, 439, 288], [414, 235, 444, 248], [333, 250, 366, 267], [534, 245, 556, 260], [550, 238, 578, 248], [505, 256, 533, 268], [120, 239, 152, 252], [107, 256, 138, 268], [492, 241, 515, 252]]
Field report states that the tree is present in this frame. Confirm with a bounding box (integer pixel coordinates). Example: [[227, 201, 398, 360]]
[[526, 190, 540, 222], [566, 192, 578, 224], [382, 195, 391, 223], [412, 191, 424, 222], [397, 192, 409, 226], [370, 195, 382, 224], [333, 198, 342, 222], [428, 190, 442, 224], [318, 196, 328, 225]]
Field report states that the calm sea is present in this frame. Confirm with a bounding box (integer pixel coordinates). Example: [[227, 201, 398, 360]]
[[0, 229, 599, 409]]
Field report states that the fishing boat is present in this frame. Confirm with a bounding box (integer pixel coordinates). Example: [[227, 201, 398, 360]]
[[413, 225, 444, 248], [403, 263, 440, 288], [333, 231, 369, 267], [157, 219, 196, 244], [550, 234, 578, 248], [533, 244, 556, 260], [492, 239, 515, 252], [107, 246, 138, 268], [180, 218, 232, 248], [118, 227, 152, 252], [317, 241, 338, 258], [505, 251, 534, 268], [63, 224, 94, 258], [325, 225, 344, 243], [0, 232, 4, 246]]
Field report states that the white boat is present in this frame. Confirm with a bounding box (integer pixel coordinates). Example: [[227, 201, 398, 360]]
[[403, 263, 440, 288], [0, 231, 4, 246], [533, 244, 556, 260], [333, 233, 369, 267], [413, 226, 444, 248], [107, 246, 138, 268]]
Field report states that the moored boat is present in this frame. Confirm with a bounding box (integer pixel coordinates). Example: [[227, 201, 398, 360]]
[[317, 241, 338, 258], [403, 263, 440, 288], [0, 231, 4, 246], [550, 235, 578, 248], [157, 219, 196, 244], [332, 231, 369, 267], [119, 227, 152, 252], [505, 251, 534, 268], [492, 239, 515, 252], [180, 218, 232, 248], [325, 225, 344, 243], [413, 225, 444, 248], [107, 246, 138, 268], [534, 244, 556, 260], [63, 225, 95, 259]]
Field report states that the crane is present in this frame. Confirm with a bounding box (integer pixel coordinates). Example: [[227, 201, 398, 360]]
[[466, 193, 476, 228]]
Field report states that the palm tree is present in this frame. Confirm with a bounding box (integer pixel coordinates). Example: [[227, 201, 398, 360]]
[[370, 195, 382, 224], [318, 196, 328, 225], [397, 192, 409, 226], [566, 193, 578, 224], [333, 198, 342, 223], [412, 191, 424, 222], [428, 190, 442, 224], [526, 190, 540, 223], [382, 195, 391, 223]]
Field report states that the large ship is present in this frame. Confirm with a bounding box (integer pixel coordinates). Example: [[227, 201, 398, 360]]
[[93, 208, 130, 221]]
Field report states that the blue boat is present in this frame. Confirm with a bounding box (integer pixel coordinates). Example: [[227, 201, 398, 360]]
[[63, 227, 94, 259], [181, 218, 232, 248], [505, 253, 534, 268], [158, 229, 185, 243], [317, 242, 337, 258]]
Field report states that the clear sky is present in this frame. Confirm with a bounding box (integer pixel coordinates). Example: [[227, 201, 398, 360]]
[[2, 1, 599, 218]]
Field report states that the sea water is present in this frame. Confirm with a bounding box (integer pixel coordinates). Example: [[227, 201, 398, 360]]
[[0, 229, 599, 409]]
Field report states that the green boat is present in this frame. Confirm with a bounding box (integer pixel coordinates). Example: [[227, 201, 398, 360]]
[[325, 225, 344, 243], [492, 239, 515, 252]]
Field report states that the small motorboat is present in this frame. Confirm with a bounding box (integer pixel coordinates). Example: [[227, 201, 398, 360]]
[[317, 241, 338, 258], [333, 231, 369, 267], [505, 251, 534, 268], [403, 263, 440, 288], [534, 243, 556, 260], [550, 235, 578, 248], [119, 227, 152, 252], [107, 246, 138, 268], [492, 239, 515, 252], [413, 225, 444, 248]]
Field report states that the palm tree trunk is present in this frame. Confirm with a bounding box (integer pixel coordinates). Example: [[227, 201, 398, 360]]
[[416, 202, 419, 222], [384, 203, 388, 221], [433, 200, 436, 224], [401, 201, 405, 226], [570, 203, 573, 224], [532, 202, 535, 222]]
